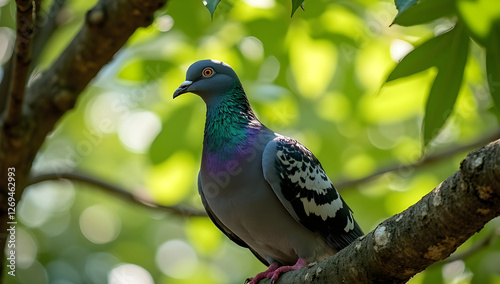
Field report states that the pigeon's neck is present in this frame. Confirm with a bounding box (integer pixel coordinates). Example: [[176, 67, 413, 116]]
[[203, 86, 262, 163]]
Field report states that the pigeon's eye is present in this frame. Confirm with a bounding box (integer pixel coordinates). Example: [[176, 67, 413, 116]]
[[202, 67, 214, 78]]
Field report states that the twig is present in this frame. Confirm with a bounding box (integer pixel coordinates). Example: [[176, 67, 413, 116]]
[[33, 0, 41, 23], [336, 129, 500, 189], [30, 0, 68, 72], [5, 0, 36, 127], [28, 172, 207, 217]]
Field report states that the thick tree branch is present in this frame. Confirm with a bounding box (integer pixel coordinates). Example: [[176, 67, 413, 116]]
[[258, 139, 500, 284], [5, 0, 35, 127], [0, 0, 68, 115], [28, 172, 207, 217], [0, 0, 169, 208], [0, 0, 168, 277], [337, 129, 500, 189], [0, 57, 14, 116], [7, 0, 169, 176]]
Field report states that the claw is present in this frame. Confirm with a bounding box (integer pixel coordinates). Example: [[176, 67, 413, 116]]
[[246, 259, 307, 284], [246, 262, 279, 284], [269, 258, 307, 283]]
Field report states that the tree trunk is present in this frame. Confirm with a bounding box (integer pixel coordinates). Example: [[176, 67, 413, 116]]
[[0, 0, 168, 277]]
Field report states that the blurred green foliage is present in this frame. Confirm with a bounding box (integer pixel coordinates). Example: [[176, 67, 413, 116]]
[[1, 0, 499, 283], [389, 0, 500, 148]]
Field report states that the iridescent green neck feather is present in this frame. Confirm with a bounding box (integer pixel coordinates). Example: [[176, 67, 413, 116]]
[[203, 86, 262, 161]]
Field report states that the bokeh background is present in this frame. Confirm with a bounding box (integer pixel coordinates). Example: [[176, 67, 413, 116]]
[[1, 0, 500, 283]]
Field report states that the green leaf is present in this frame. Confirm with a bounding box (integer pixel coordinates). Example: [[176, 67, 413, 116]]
[[393, 0, 455, 27], [291, 0, 304, 17], [456, 0, 500, 45], [394, 0, 419, 17], [203, 0, 221, 20], [486, 22, 500, 119], [422, 23, 470, 148], [385, 29, 454, 82]]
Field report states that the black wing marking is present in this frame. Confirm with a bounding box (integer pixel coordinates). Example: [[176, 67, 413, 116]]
[[197, 174, 269, 265], [262, 136, 364, 251]]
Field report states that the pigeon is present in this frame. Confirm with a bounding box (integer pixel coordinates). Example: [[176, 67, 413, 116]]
[[173, 59, 364, 283]]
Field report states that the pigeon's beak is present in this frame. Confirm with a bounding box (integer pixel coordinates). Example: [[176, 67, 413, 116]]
[[173, 80, 193, 98]]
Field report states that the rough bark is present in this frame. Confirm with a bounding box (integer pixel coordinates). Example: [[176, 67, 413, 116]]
[[0, 0, 168, 277], [258, 139, 500, 283]]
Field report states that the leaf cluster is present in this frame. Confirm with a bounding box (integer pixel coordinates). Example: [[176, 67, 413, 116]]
[[388, 0, 500, 149]]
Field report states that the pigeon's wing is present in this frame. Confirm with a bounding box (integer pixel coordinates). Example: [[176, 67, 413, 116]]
[[262, 136, 364, 251], [197, 174, 269, 265]]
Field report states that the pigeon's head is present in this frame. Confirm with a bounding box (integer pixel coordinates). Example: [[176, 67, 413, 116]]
[[173, 60, 242, 102]]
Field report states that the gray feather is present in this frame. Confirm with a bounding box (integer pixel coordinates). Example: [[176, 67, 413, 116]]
[[197, 174, 269, 265]]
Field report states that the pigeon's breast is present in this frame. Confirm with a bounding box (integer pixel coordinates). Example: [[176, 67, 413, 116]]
[[199, 131, 336, 265], [200, 128, 269, 198]]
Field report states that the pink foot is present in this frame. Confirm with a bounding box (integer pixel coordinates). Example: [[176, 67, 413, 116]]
[[245, 263, 279, 284], [270, 258, 307, 283], [245, 258, 307, 284]]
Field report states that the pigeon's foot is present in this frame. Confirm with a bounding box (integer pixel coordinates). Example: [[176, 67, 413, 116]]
[[245, 258, 307, 284], [270, 258, 307, 283], [245, 263, 278, 284]]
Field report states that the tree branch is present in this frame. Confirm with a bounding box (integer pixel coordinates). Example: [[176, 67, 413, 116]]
[[0, 0, 169, 209], [0, 0, 168, 277], [0, 56, 14, 116], [4, 0, 169, 177], [0, 0, 69, 115], [5, 0, 36, 127], [30, 0, 68, 72], [28, 172, 207, 217], [336, 129, 500, 189], [258, 139, 500, 284]]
